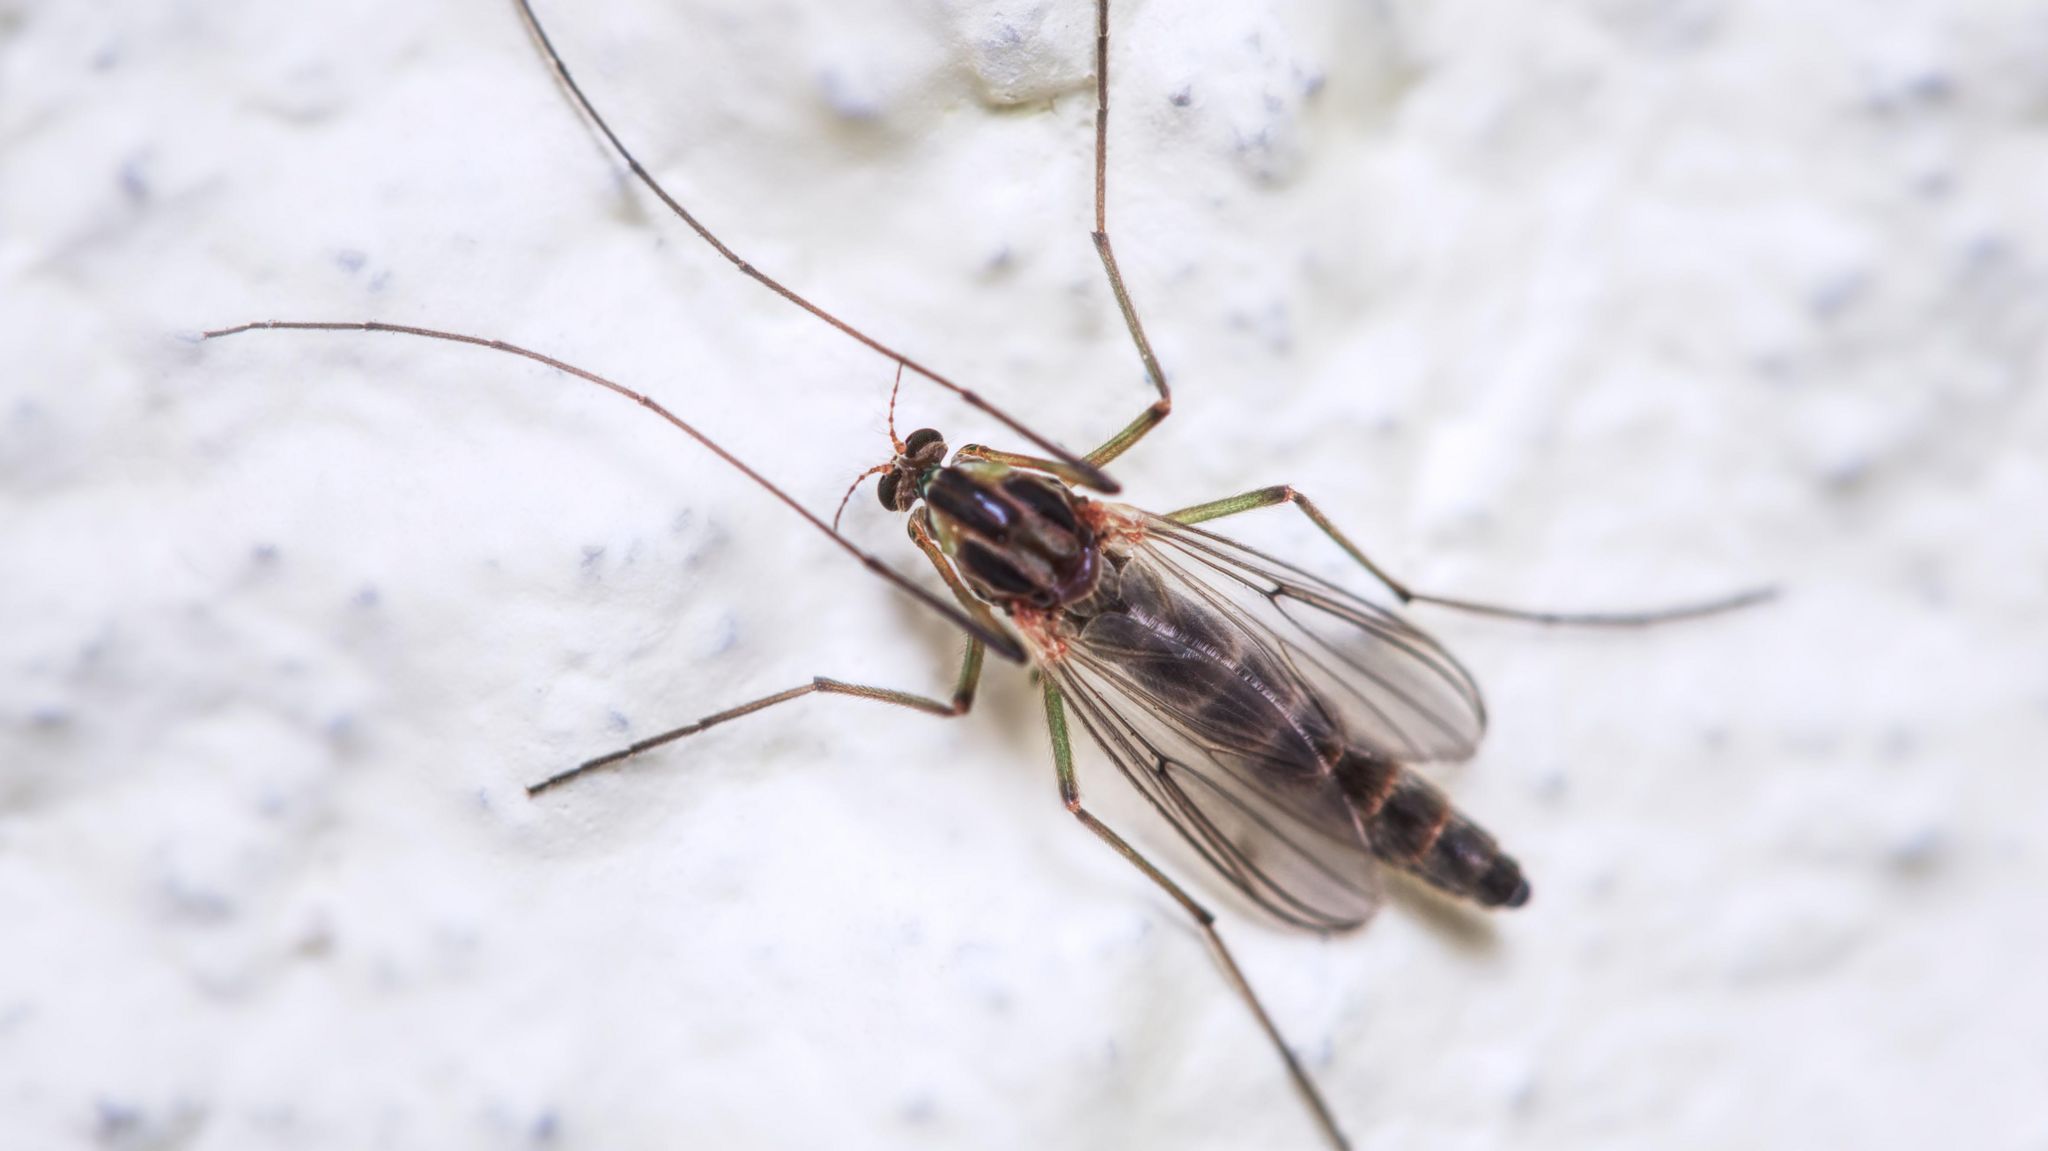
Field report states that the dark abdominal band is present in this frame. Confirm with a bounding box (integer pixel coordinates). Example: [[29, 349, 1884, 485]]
[[1340, 751, 1530, 909]]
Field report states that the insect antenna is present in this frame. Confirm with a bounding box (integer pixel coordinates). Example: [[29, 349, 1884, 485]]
[[882, 359, 908, 455], [510, 0, 1116, 495], [830, 462, 895, 533], [200, 319, 1027, 663], [830, 362, 909, 531]]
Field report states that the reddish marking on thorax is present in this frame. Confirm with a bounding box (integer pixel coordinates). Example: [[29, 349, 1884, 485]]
[[1079, 500, 1147, 546], [1010, 605, 1068, 665]]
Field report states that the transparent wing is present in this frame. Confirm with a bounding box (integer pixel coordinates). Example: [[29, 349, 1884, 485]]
[[1051, 647, 1385, 933], [1025, 505, 1489, 932], [1132, 510, 1487, 764]]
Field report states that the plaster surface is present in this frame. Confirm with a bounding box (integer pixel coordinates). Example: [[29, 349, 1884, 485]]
[[3, 1, 2044, 1149]]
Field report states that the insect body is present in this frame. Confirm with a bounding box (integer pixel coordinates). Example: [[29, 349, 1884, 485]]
[[901, 435, 1530, 925], [204, 1, 1768, 1146]]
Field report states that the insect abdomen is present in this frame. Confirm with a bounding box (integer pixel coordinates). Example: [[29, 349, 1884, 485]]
[[1340, 753, 1531, 909]]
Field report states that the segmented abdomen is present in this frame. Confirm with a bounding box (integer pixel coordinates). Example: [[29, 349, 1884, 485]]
[[1338, 752, 1530, 909]]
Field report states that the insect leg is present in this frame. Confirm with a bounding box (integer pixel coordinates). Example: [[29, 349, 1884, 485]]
[[1082, 0, 1174, 469], [1168, 485, 1776, 626], [905, 505, 1000, 620], [509, 0, 1114, 493], [531, 508, 1002, 797], [947, 446, 1114, 492], [202, 321, 1027, 661], [1041, 682, 1352, 1151], [949, 443, 1072, 473], [528, 638, 984, 798]]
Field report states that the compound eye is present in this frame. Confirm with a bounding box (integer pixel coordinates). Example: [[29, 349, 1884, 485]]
[[876, 471, 903, 510], [902, 427, 947, 464]]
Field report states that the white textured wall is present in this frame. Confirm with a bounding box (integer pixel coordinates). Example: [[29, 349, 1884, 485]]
[[3, 1, 2044, 1148]]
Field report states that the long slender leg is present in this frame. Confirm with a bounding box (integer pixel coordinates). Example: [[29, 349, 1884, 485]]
[[530, 513, 1003, 797], [949, 443, 1069, 474], [508, 0, 1112, 493], [1085, 0, 1174, 468], [1169, 485, 1775, 626], [1041, 682, 1352, 1151], [528, 638, 984, 797], [204, 320, 1028, 662], [905, 505, 1007, 641]]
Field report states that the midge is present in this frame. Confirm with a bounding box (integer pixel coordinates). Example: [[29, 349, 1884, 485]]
[[205, 1, 1768, 1146]]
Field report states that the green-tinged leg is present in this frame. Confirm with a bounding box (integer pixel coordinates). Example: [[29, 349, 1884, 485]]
[[1082, 0, 1172, 468], [1168, 484, 1775, 626], [905, 506, 1028, 643], [1084, 231, 1171, 468], [527, 639, 985, 797], [950, 444, 1109, 493], [956, 0, 1173, 475], [1041, 682, 1353, 1151]]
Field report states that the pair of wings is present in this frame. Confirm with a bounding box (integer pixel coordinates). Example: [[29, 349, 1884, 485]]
[[1039, 508, 1488, 933]]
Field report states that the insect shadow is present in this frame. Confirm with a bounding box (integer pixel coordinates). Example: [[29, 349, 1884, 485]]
[[202, 1, 1772, 1147]]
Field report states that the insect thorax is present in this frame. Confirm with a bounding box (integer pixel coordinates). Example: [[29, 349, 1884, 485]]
[[920, 460, 1101, 610]]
